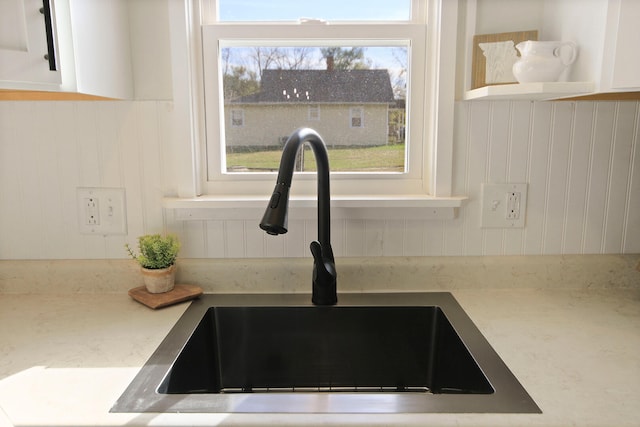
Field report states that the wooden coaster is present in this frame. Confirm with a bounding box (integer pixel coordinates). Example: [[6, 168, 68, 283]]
[[128, 284, 203, 309]]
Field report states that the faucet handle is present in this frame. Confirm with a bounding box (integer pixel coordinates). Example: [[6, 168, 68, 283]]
[[310, 241, 336, 274], [310, 241, 337, 305]]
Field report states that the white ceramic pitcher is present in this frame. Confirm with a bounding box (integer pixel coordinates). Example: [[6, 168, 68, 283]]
[[512, 41, 577, 83]]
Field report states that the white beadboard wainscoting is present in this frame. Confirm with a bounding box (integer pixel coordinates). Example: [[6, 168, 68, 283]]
[[0, 100, 638, 260]]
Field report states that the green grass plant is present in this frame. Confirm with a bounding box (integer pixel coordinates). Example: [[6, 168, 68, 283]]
[[126, 234, 180, 269], [226, 143, 405, 172]]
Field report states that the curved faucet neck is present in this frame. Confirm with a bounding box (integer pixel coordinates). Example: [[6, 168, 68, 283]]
[[275, 128, 331, 248]]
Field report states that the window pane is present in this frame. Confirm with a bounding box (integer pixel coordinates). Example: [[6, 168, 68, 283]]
[[218, 0, 411, 22], [221, 45, 408, 173]]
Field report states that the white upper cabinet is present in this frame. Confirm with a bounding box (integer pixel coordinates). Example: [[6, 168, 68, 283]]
[[0, 0, 61, 86], [1, 0, 133, 99], [600, 0, 640, 91], [462, 0, 640, 100]]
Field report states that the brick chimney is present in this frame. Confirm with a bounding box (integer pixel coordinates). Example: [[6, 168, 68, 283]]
[[326, 55, 334, 71]]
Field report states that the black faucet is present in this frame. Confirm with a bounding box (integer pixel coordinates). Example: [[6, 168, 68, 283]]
[[259, 128, 337, 306]]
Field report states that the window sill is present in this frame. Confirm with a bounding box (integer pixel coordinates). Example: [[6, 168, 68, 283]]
[[163, 195, 467, 221]]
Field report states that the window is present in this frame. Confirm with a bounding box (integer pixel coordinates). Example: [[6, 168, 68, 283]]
[[194, 0, 457, 198], [308, 105, 320, 121], [350, 107, 364, 128], [230, 109, 244, 127]]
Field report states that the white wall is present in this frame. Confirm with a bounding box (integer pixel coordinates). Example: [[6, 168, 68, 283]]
[[0, 101, 175, 259], [0, 99, 638, 259]]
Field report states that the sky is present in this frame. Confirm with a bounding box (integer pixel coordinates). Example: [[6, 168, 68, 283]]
[[218, 0, 411, 22]]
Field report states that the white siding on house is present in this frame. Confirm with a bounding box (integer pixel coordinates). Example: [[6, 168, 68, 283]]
[[0, 100, 638, 259], [224, 104, 389, 147]]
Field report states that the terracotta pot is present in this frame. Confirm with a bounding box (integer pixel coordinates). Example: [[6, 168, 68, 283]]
[[141, 265, 176, 294]]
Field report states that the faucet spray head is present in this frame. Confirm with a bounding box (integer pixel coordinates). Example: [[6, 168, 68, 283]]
[[259, 183, 290, 235]]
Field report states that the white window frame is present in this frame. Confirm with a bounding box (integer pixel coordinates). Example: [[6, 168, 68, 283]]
[[165, 0, 460, 207]]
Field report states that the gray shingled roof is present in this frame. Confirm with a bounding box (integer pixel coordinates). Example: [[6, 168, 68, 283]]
[[229, 69, 395, 104]]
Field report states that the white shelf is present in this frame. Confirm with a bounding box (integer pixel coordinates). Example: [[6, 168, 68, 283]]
[[163, 194, 467, 209], [463, 82, 596, 101], [163, 195, 468, 221]]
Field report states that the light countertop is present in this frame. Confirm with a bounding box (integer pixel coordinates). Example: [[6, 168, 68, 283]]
[[0, 288, 639, 426]]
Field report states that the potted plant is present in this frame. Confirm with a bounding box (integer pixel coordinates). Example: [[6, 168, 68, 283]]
[[126, 234, 180, 294]]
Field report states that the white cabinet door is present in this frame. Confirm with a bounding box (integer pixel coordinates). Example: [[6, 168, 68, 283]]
[[0, 0, 61, 86], [610, 0, 640, 89], [63, 0, 133, 98]]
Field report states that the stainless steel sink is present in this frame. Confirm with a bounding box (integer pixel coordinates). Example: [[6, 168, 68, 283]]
[[111, 292, 540, 414]]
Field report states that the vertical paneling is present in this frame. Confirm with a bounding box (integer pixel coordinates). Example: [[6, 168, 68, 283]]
[[73, 102, 107, 258], [180, 220, 206, 258], [225, 220, 247, 257], [364, 220, 384, 256], [563, 102, 595, 253], [204, 220, 225, 258], [0, 103, 20, 258], [37, 102, 61, 257], [330, 219, 345, 258], [524, 102, 553, 255], [503, 101, 533, 254], [425, 221, 445, 256], [49, 102, 82, 259], [282, 219, 307, 258], [445, 102, 470, 256], [583, 103, 616, 253], [464, 102, 491, 255], [603, 102, 636, 252], [344, 219, 366, 256], [95, 102, 123, 186], [624, 104, 640, 253], [404, 219, 426, 255], [0, 99, 638, 260], [120, 102, 145, 247], [542, 102, 574, 254], [382, 220, 405, 256], [484, 101, 512, 255], [75, 101, 101, 185], [245, 220, 267, 258], [13, 102, 40, 258]]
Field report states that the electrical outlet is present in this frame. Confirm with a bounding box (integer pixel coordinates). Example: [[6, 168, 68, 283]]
[[84, 197, 100, 225], [481, 183, 528, 228], [77, 187, 127, 235], [506, 192, 521, 220]]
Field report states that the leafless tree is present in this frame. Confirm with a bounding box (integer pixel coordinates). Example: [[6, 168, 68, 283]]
[[390, 47, 407, 100], [275, 47, 315, 70]]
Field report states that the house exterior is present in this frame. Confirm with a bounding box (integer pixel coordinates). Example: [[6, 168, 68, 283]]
[[224, 68, 396, 150]]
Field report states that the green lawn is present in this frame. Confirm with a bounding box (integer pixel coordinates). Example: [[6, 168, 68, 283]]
[[227, 143, 405, 172]]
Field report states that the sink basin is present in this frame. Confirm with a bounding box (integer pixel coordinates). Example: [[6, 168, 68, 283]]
[[112, 292, 540, 414], [159, 306, 492, 394]]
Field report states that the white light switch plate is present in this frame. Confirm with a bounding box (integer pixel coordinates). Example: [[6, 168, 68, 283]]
[[481, 183, 528, 228]]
